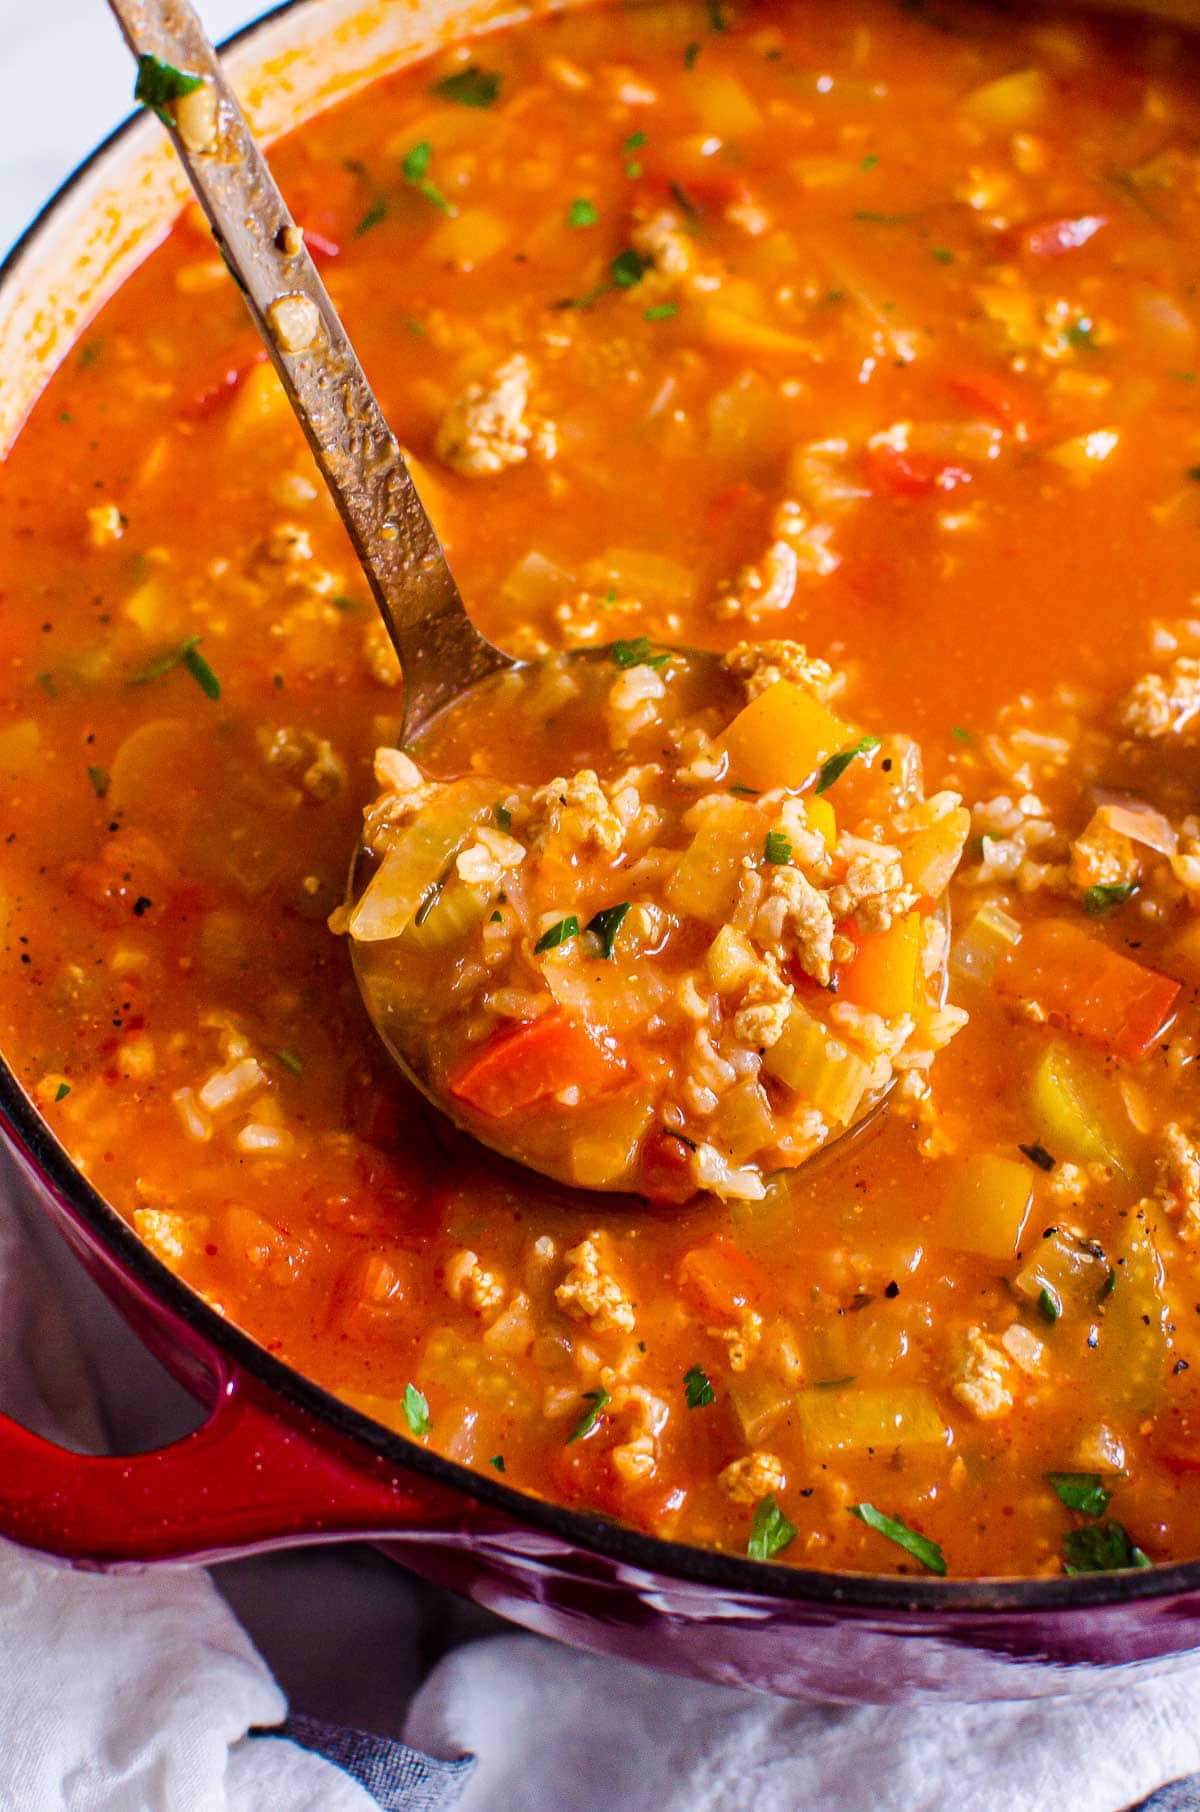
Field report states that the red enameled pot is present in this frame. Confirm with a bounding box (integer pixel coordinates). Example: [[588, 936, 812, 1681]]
[[3, 0, 1200, 1706]]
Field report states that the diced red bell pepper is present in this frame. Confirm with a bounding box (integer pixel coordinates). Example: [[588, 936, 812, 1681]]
[[1019, 213, 1107, 259], [678, 1232, 768, 1319], [948, 371, 1045, 443], [448, 1011, 627, 1118], [864, 443, 972, 498], [998, 919, 1181, 1063], [184, 352, 264, 420]]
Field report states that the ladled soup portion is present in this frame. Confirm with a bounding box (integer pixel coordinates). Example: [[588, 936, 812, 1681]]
[[6, 0, 1200, 1577]]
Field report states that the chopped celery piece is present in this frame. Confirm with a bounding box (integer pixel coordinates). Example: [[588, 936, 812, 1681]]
[[950, 901, 1022, 986], [665, 797, 764, 923], [763, 1006, 872, 1124], [1029, 1041, 1134, 1178], [348, 779, 496, 943], [712, 1078, 775, 1162], [950, 1152, 1033, 1260], [1093, 1230, 1168, 1416], [729, 1368, 792, 1444], [797, 1384, 949, 1455], [568, 1087, 655, 1187], [400, 876, 493, 953]]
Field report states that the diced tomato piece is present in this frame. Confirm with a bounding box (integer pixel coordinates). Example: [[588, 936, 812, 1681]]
[[1019, 213, 1106, 259], [640, 168, 752, 211], [448, 1012, 627, 1118], [998, 919, 1181, 1063], [948, 371, 1045, 443], [704, 479, 764, 535], [678, 1232, 768, 1319], [184, 352, 264, 420], [864, 443, 972, 498]]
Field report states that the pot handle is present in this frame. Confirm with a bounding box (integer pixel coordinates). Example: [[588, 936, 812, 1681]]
[[0, 1365, 462, 1565]]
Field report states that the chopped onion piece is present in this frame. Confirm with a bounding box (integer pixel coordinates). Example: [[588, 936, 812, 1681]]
[[1091, 791, 1178, 856], [949, 900, 1023, 984]]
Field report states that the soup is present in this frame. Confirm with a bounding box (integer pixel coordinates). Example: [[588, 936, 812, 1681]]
[[4, 0, 1200, 1579]]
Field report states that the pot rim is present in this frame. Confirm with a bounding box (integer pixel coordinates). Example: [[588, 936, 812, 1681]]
[[3, 0, 1195, 1619]]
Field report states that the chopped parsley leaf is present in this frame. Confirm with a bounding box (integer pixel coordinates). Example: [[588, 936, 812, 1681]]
[[128, 635, 220, 699], [1084, 882, 1139, 916], [1046, 1471, 1111, 1517], [331, 594, 363, 611], [860, 153, 880, 170], [1065, 317, 1097, 350], [403, 1382, 431, 1437], [763, 830, 793, 865], [489, 909, 503, 923], [134, 54, 204, 128], [705, 0, 728, 31], [747, 1495, 797, 1561], [432, 64, 502, 107], [812, 1374, 856, 1389], [568, 197, 599, 229], [1019, 1141, 1056, 1172], [683, 40, 701, 68], [36, 672, 56, 699], [729, 783, 760, 797], [1038, 1286, 1062, 1324], [586, 901, 632, 960], [355, 197, 389, 237], [624, 129, 648, 152], [402, 141, 453, 214], [611, 636, 669, 670], [54, 1082, 71, 1102], [684, 1364, 715, 1408], [87, 765, 110, 799], [849, 1503, 946, 1575], [644, 303, 678, 322], [950, 725, 973, 741], [815, 735, 880, 794], [931, 246, 955, 265], [494, 801, 513, 831], [611, 248, 649, 288], [1062, 1521, 1151, 1575], [535, 915, 580, 953], [566, 1387, 610, 1444], [490, 1454, 506, 1471], [274, 1049, 303, 1077]]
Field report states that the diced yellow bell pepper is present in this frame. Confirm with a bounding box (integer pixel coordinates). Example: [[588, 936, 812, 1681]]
[[960, 67, 1046, 128], [801, 795, 837, 851], [837, 911, 923, 1018], [226, 360, 290, 441], [721, 681, 851, 792], [950, 1152, 1033, 1260], [762, 1006, 872, 1124], [424, 206, 509, 271], [699, 304, 811, 359]]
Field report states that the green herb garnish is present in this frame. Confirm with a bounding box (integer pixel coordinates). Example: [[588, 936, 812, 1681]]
[[128, 635, 220, 699], [813, 1374, 857, 1390], [1065, 317, 1097, 350], [611, 636, 669, 670], [1038, 1286, 1062, 1324], [729, 783, 760, 798], [403, 1382, 431, 1437], [683, 40, 701, 68], [275, 1049, 303, 1077], [355, 197, 389, 237], [586, 902, 631, 960], [54, 1082, 71, 1102], [684, 1364, 715, 1408], [849, 1503, 947, 1575], [490, 1454, 506, 1471], [402, 141, 453, 214], [815, 735, 880, 794], [860, 153, 880, 170], [705, 0, 728, 31], [87, 765, 110, 798], [331, 594, 363, 611], [644, 303, 678, 322], [1047, 1472, 1111, 1517], [1062, 1522, 1151, 1574], [568, 197, 599, 229], [566, 1387, 610, 1444], [763, 830, 793, 865], [1084, 882, 1139, 916], [611, 248, 649, 288], [36, 672, 56, 699], [134, 54, 204, 128], [950, 725, 973, 741], [494, 802, 512, 832], [1019, 1141, 1055, 1172], [747, 1495, 797, 1561], [931, 246, 955, 265], [535, 915, 580, 953], [432, 64, 502, 107]]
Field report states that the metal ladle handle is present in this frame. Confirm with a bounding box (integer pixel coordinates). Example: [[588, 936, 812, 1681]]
[[106, 0, 513, 733]]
